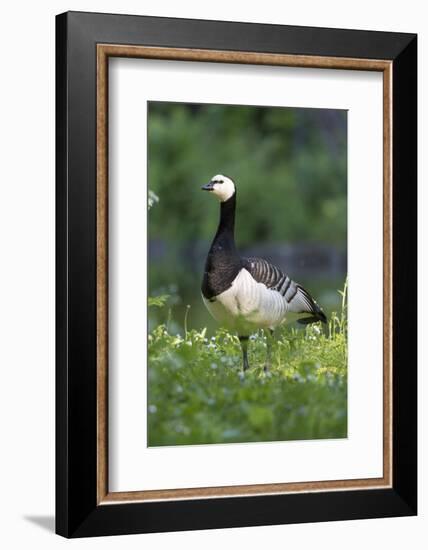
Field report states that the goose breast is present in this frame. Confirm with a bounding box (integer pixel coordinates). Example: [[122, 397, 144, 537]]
[[202, 268, 288, 333]]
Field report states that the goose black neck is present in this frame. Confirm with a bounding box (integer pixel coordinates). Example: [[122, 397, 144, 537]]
[[208, 191, 239, 261], [202, 191, 241, 300], [215, 192, 236, 239]]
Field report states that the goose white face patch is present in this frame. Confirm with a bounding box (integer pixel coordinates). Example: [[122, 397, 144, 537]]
[[210, 174, 235, 202]]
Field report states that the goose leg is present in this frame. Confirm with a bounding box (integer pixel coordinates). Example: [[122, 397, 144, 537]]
[[239, 336, 250, 372], [265, 329, 274, 373]]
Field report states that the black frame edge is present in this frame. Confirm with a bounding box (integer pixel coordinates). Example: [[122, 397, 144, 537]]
[[55, 11, 418, 538], [392, 35, 418, 514], [65, 10, 416, 60], [56, 10, 100, 538], [71, 489, 414, 538], [55, 11, 69, 538]]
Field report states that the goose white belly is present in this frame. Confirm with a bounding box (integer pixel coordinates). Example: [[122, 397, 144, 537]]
[[203, 268, 288, 333]]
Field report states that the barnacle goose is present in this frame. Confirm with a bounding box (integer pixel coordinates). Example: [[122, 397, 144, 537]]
[[201, 174, 327, 372]]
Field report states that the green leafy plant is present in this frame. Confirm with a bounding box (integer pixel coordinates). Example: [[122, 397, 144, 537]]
[[147, 282, 348, 446]]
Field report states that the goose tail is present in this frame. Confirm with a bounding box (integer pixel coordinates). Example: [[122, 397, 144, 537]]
[[295, 285, 327, 325]]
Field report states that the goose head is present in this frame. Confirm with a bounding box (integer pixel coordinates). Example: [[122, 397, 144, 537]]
[[201, 174, 236, 202]]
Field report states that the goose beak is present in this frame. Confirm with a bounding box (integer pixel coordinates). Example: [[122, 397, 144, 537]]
[[201, 181, 214, 191]]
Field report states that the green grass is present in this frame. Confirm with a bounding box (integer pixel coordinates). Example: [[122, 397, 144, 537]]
[[148, 284, 348, 446]]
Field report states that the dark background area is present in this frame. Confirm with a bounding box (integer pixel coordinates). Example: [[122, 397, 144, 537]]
[[148, 101, 347, 334]]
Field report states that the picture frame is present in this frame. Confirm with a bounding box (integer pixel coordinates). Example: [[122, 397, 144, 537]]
[[56, 11, 417, 538]]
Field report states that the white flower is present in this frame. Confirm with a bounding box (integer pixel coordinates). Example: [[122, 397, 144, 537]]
[[148, 189, 159, 210]]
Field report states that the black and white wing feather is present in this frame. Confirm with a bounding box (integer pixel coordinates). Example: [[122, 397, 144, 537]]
[[243, 257, 327, 324]]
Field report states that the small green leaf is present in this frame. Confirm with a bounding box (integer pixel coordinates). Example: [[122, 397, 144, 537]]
[[148, 294, 170, 308]]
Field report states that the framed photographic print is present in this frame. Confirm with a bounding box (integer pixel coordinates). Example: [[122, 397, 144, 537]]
[[56, 11, 417, 538]]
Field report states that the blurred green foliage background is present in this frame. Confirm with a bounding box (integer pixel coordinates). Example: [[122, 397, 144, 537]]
[[148, 101, 347, 334]]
